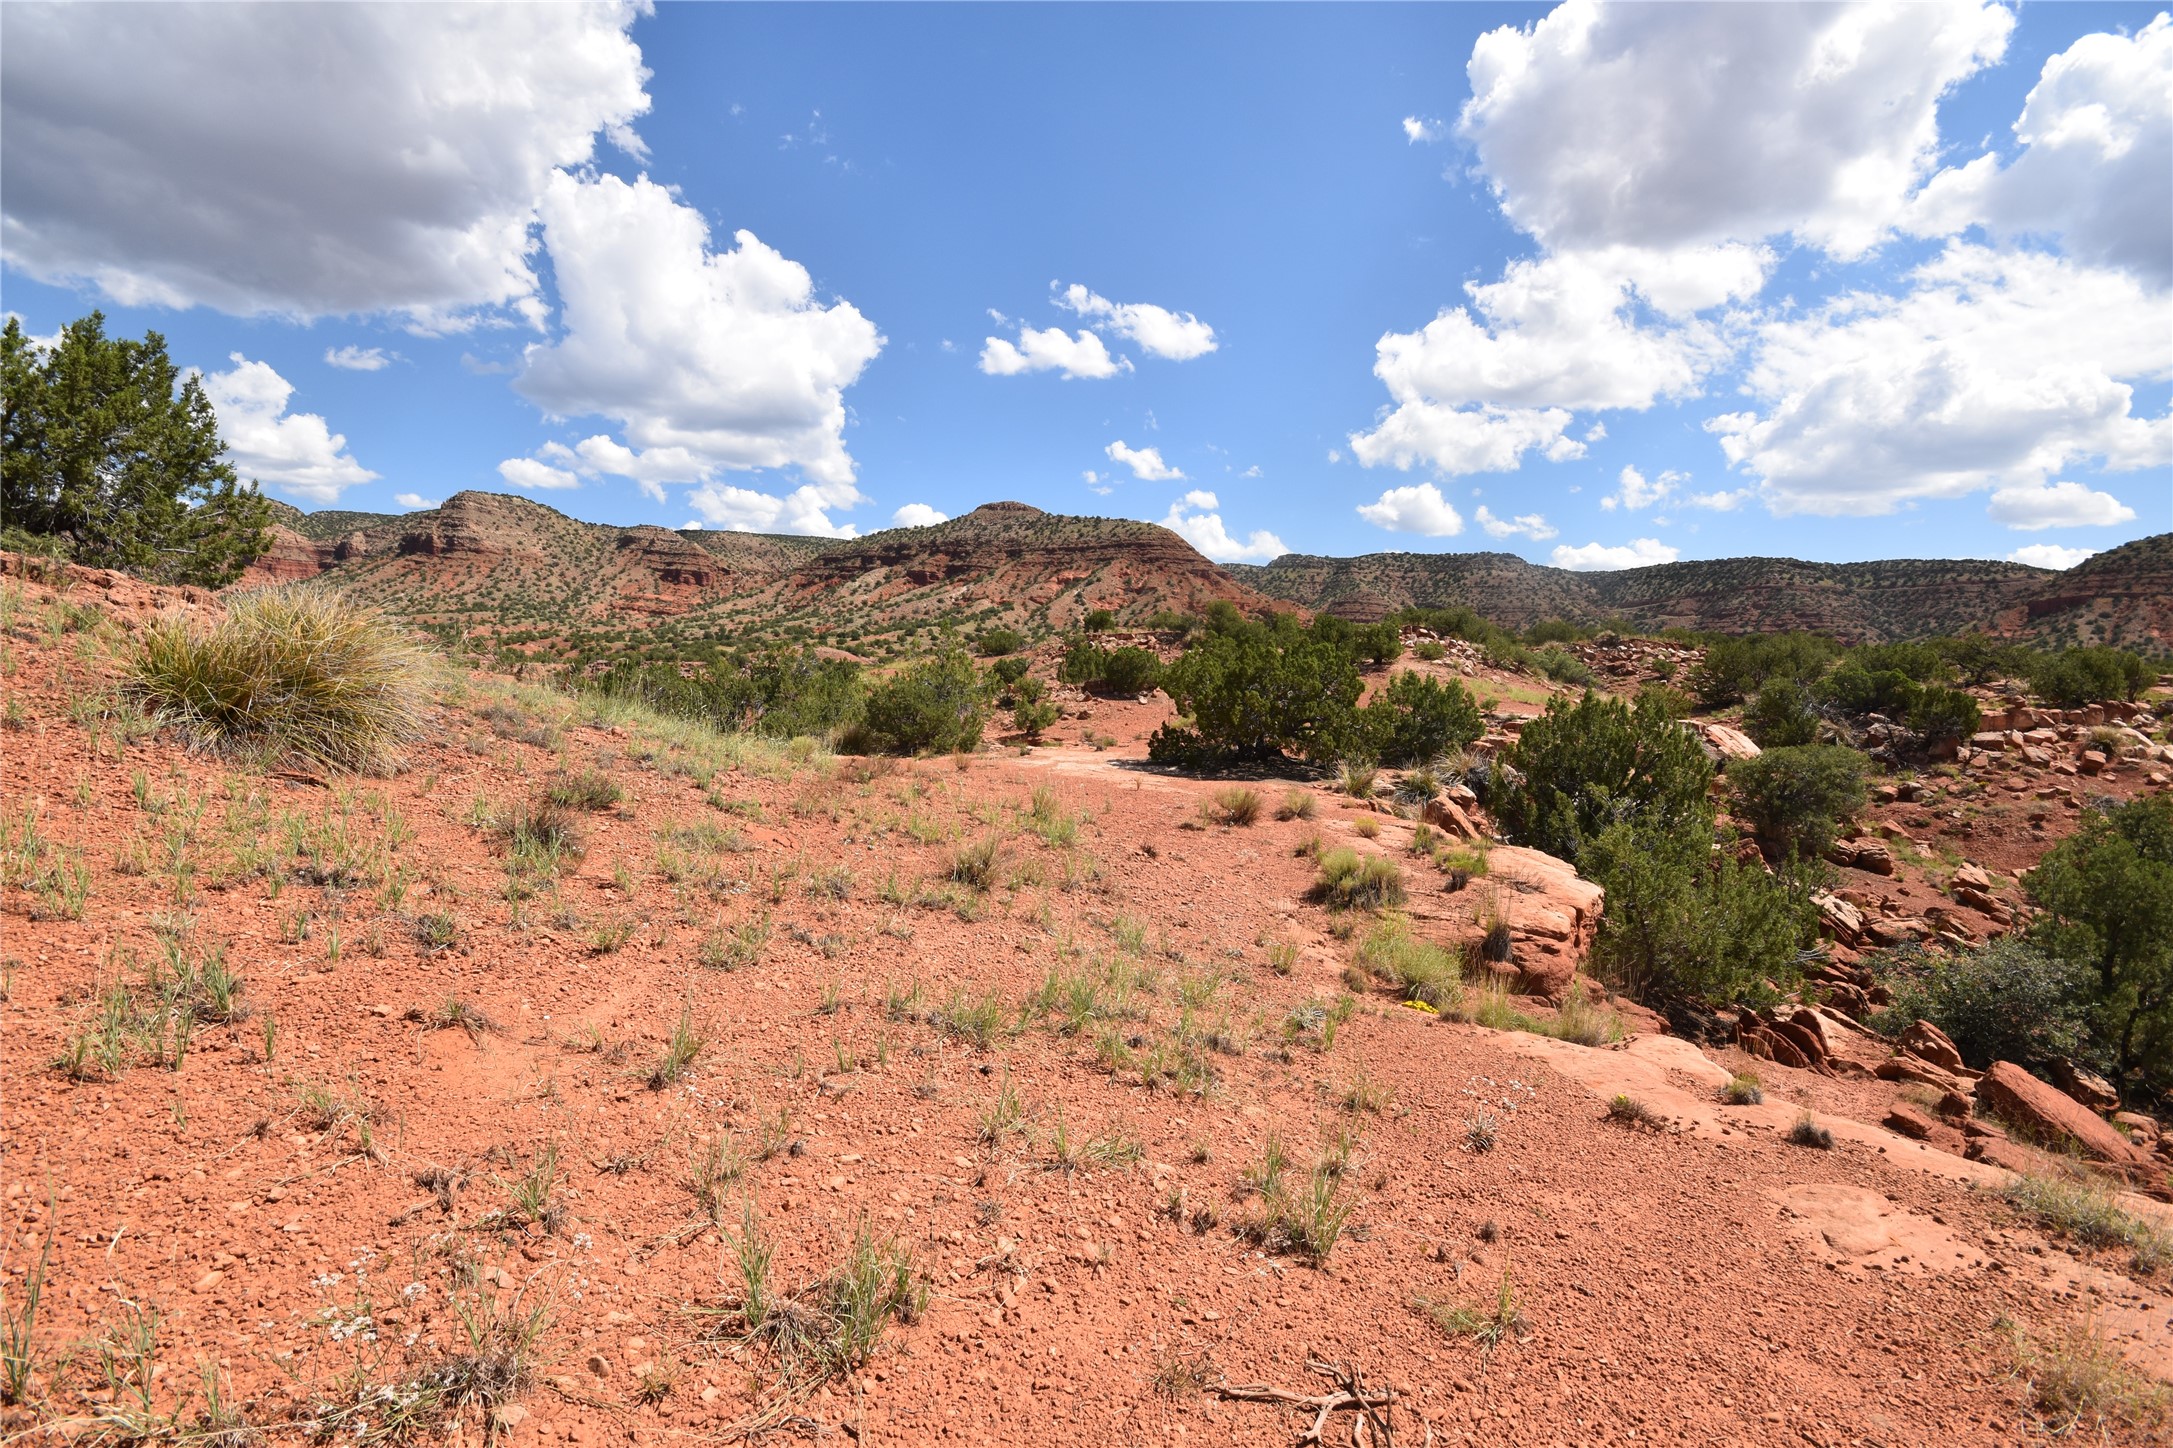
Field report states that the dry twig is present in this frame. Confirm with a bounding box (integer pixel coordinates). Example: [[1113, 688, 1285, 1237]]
[[1211, 1359, 1428, 1446]]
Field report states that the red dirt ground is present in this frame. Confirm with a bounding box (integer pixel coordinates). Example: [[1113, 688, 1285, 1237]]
[[3, 566, 2168, 1446]]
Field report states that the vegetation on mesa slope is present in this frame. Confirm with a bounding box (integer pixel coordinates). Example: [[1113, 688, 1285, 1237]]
[[245, 494, 1283, 664], [1236, 538, 2173, 652]]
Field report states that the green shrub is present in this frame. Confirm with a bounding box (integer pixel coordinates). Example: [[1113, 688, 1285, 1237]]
[[1060, 641, 1164, 697], [1494, 690, 1713, 862], [989, 656, 1031, 687], [1082, 608, 1116, 633], [1817, 666, 1920, 717], [1690, 633, 1839, 708], [861, 645, 988, 755], [1356, 670, 1483, 767], [1870, 939, 2093, 1071], [1100, 647, 1165, 696], [1582, 818, 1813, 1008], [1313, 849, 1405, 911], [3, 312, 273, 585], [2025, 794, 2173, 1093], [2032, 646, 2149, 707], [1209, 786, 1263, 827], [1150, 623, 1361, 765], [1906, 685, 1982, 744], [1010, 678, 1059, 741], [977, 627, 1025, 657], [1743, 678, 1819, 747], [1727, 744, 1866, 860], [1525, 619, 1583, 645], [127, 588, 428, 773], [1531, 645, 1596, 688]]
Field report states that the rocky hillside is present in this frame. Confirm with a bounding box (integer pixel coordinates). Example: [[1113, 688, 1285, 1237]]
[[244, 494, 1285, 654], [247, 491, 2167, 652], [1239, 535, 2173, 648]]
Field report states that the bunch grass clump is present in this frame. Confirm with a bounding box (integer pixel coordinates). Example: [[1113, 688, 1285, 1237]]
[[128, 588, 429, 773], [1314, 848, 1405, 911]]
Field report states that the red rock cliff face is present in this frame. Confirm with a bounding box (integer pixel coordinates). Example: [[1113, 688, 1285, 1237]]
[[238, 525, 339, 586], [394, 493, 553, 565]]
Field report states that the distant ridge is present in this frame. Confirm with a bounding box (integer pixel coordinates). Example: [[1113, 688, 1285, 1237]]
[[246, 492, 2168, 652], [1235, 535, 2172, 649]]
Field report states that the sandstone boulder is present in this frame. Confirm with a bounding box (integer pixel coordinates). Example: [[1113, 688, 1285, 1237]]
[[1421, 797, 1483, 841], [1701, 723, 1761, 762], [1876, 1055, 1969, 1096], [1811, 891, 1864, 946], [1976, 1062, 2152, 1169], [1883, 1106, 1936, 1141], [1898, 1020, 1967, 1075], [1826, 836, 1896, 876], [2047, 1058, 2121, 1115]]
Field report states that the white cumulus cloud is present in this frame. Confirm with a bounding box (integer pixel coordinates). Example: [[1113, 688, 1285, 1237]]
[[978, 325, 1127, 380], [1707, 244, 2170, 516], [1986, 481, 2139, 532], [199, 354, 376, 504], [498, 457, 579, 492], [684, 482, 859, 538], [1402, 115, 1445, 144], [1908, 15, 2173, 287], [1601, 465, 1684, 512], [393, 493, 438, 511], [2008, 543, 2098, 570], [518, 172, 883, 506], [1550, 538, 1678, 571], [1356, 483, 1465, 537], [891, 503, 947, 528], [1350, 403, 1578, 477], [1157, 490, 1286, 564], [1056, 284, 1217, 361], [0, 1, 651, 326], [1459, 0, 2013, 258], [1106, 440, 1184, 483], [324, 345, 393, 372], [1474, 505, 1558, 541]]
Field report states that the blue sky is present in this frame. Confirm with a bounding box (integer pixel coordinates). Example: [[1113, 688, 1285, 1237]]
[[3, 2, 2166, 571]]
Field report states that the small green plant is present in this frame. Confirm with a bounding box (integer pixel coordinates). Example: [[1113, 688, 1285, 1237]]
[[1352, 914, 1460, 1007], [1, 1206, 54, 1405], [547, 768, 623, 811], [1721, 1073, 1765, 1106], [428, 996, 496, 1043], [976, 1072, 1026, 1146], [931, 986, 1010, 1049], [948, 835, 1003, 891], [2010, 1317, 2169, 1436], [1340, 760, 1378, 800], [1418, 1262, 1524, 1354], [1464, 1110, 1499, 1153], [1266, 939, 1299, 976], [1277, 788, 1317, 821], [1788, 1111, 1834, 1149], [1208, 786, 1262, 827], [1606, 1094, 1660, 1128], [701, 915, 771, 971], [2001, 1172, 2168, 1276], [649, 1008, 705, 1089]]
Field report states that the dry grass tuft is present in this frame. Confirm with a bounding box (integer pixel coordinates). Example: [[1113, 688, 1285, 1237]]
[[128, 588, 429, 773]]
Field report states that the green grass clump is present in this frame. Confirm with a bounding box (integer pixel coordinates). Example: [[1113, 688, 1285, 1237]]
[[1720, 1072, 1765, 1106], [2002, 1173, 2168, 1276], [547, 768, 623, 810], [1208, 786, 1262, 827], [1353, 915, 1460, 1008], [127, 588, 428, 773], [1314, 848, 1404, 911]]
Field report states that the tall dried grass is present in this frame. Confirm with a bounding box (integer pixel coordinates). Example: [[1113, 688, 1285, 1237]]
[[127, 588, 429, 773]]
